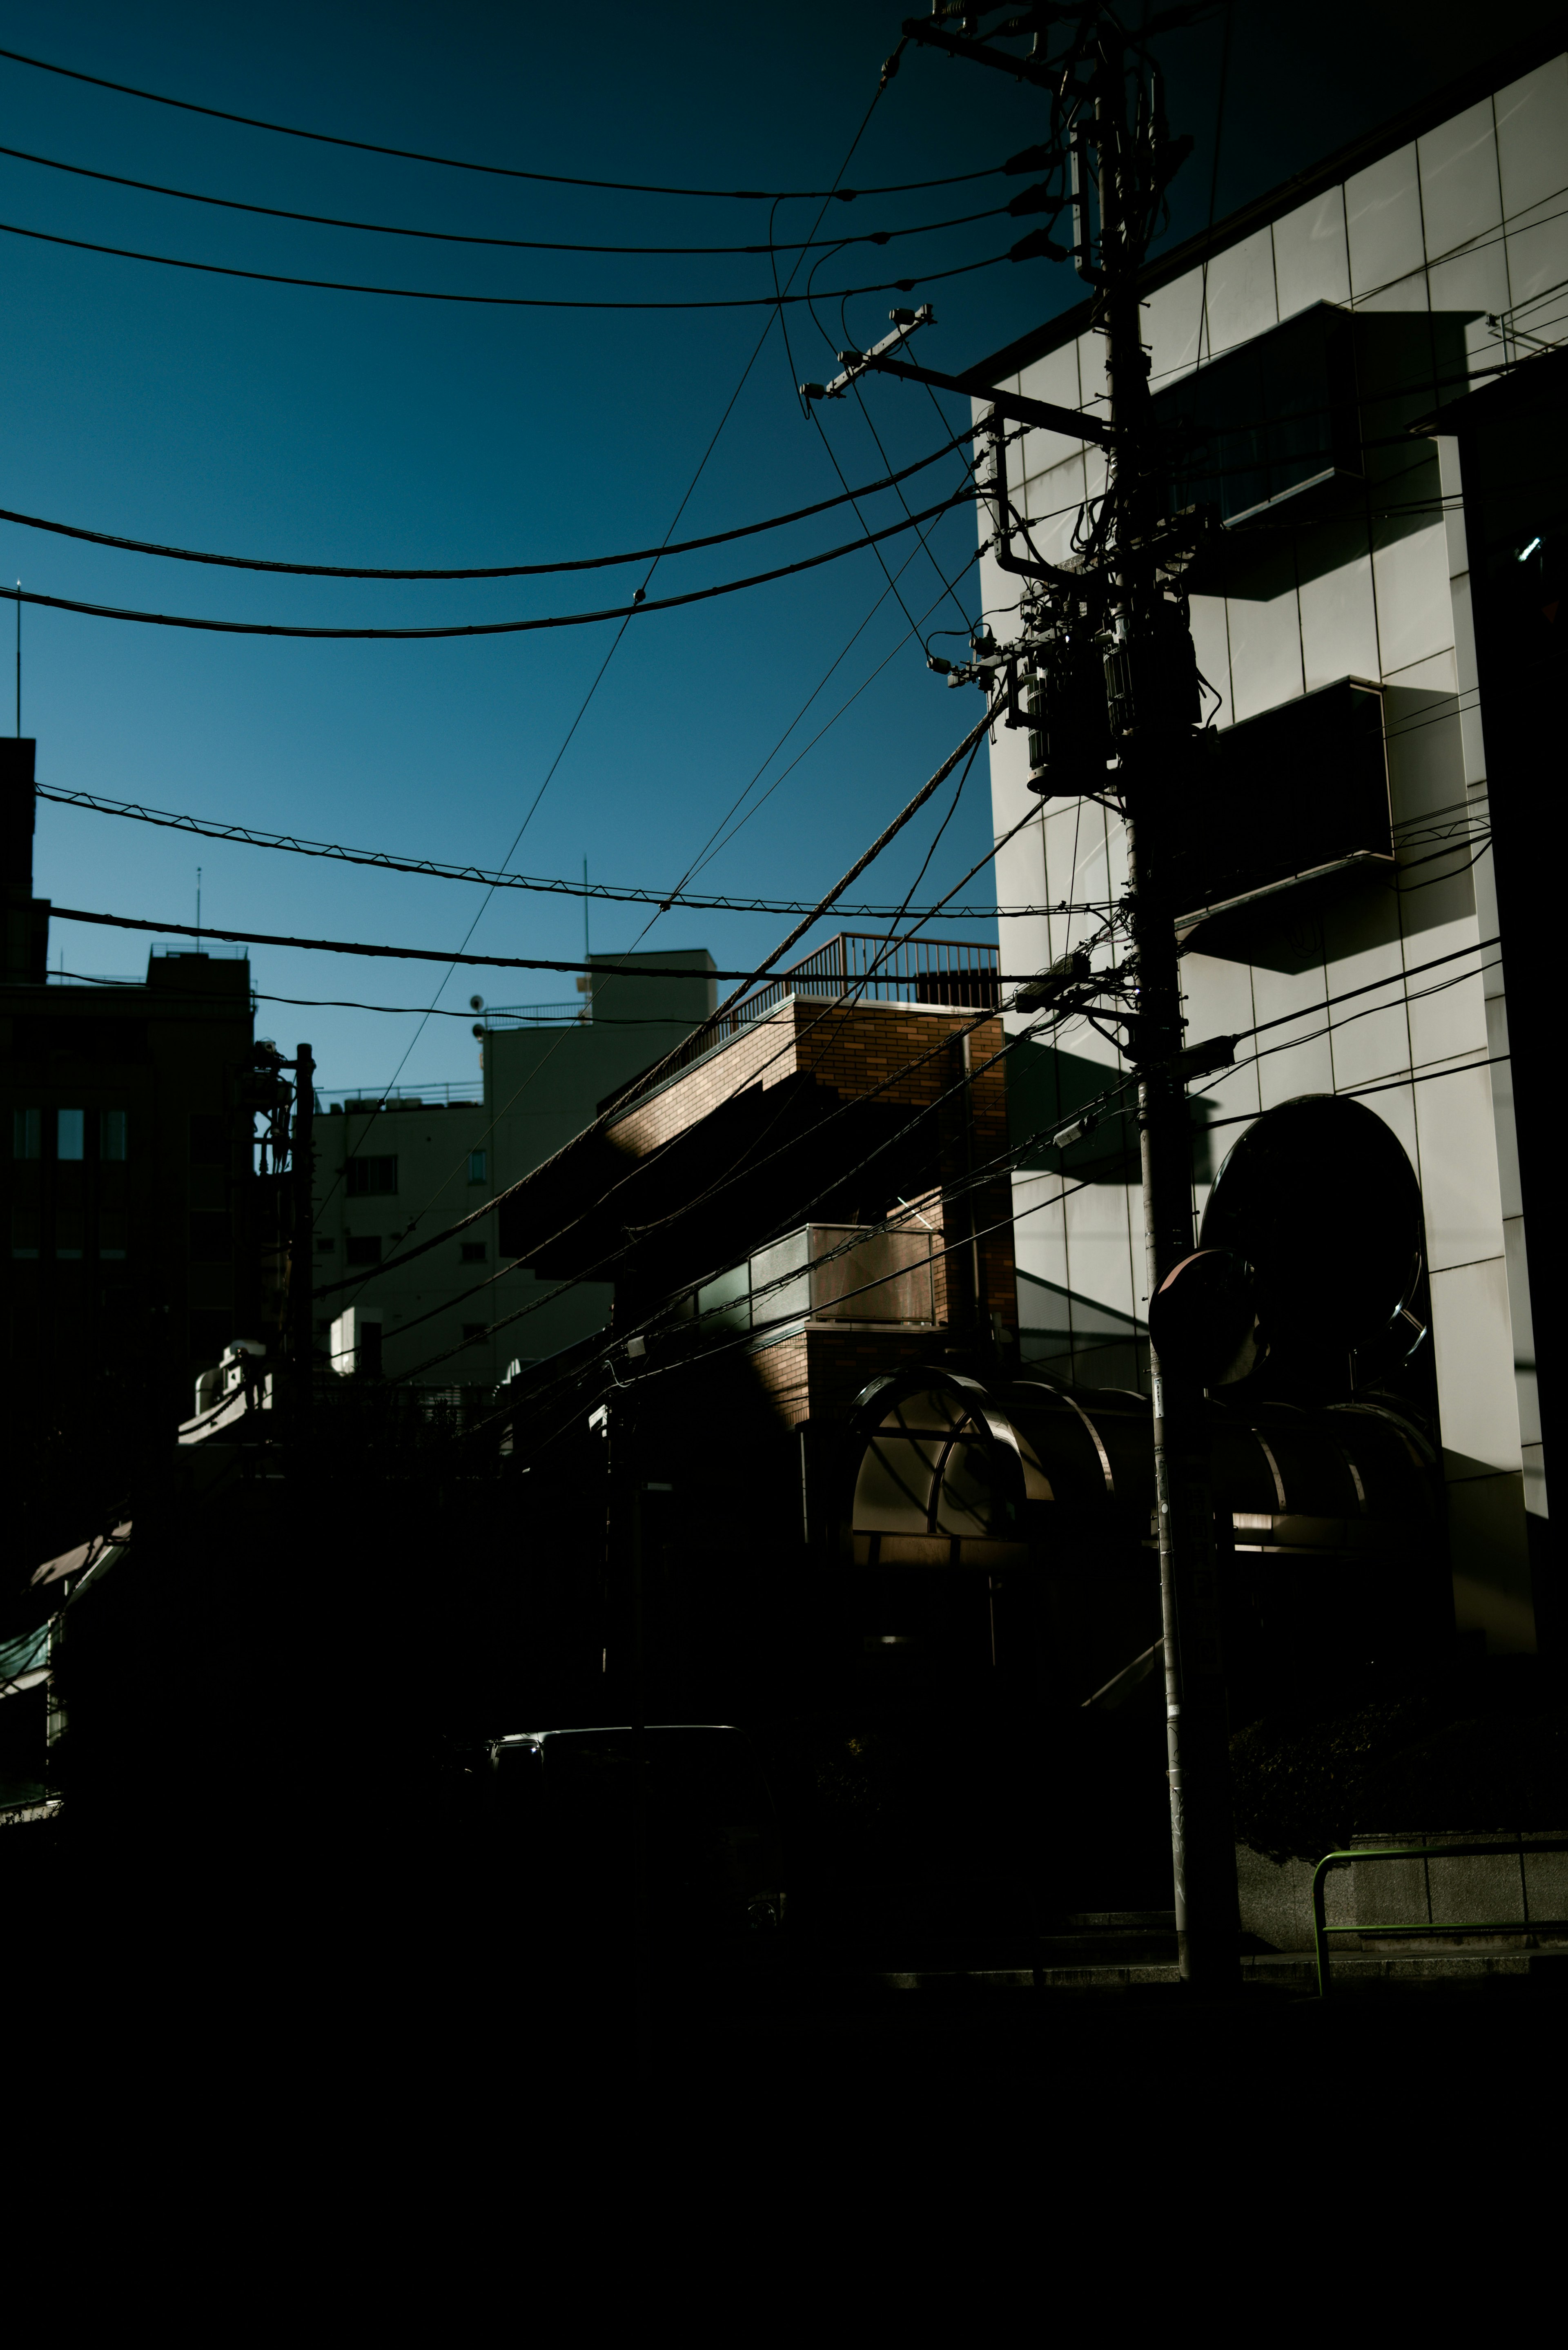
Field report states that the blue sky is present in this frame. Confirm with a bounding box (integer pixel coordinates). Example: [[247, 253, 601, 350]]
[[3, 0, 1551, 1094]]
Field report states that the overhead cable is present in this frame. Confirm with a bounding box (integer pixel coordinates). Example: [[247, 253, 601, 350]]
[[0, 143, 1008, 254], [0, 214, 1009, 309], [0, 43, 1003, 199], [37, 780, 1085, 920], [322, 781, 1042, 1317], [51, 899, 1038, 982], [0, 433, 973, 578], [310, 701, 1003, 1300], [2, 487, 976, 638]]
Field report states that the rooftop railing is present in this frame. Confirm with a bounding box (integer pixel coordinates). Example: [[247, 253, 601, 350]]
[[603, 932, 1000, 1114]]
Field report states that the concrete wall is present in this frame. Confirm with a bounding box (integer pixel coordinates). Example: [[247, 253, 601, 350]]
[[1237, 1831, 1568, 1951]]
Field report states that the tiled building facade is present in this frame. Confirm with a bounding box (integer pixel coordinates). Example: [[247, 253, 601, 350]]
[[969, 39, 1565, 1650]]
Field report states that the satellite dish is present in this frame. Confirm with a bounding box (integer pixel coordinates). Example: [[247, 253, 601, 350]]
[[1198, 1093, 1423, 1367]]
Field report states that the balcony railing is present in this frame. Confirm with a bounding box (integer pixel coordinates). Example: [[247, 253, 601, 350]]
[[605, 932, 1000, 1112], [682, 1220, 938, 1336]]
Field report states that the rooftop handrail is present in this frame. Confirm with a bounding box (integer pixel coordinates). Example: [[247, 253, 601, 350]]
[[604, 932, 1000, 1114]]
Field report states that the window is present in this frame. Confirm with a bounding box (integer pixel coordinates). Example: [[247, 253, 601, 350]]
[[12, 1109, 40, 1160], [1168, 678, 1392, 929], [10, 1210, 40, 1260], [189, 1114, 227, 1165], [189, 1212, 232, 1262], [460, 1241, 487, 1264], [467, 1150, 487, 1185], [57, 1109, 85, 1162], [345, 1235, 382, 1266], [100, 1109, 127, 1161], [1153, 301, 1360, 528], [99, 1213, 127, 1261], [461, 1323, 487, 1344], [315, 1236, 336, 1254], [347, 1155, 397, 1197]]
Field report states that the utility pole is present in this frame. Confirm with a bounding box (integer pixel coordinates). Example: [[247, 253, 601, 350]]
[[289, 1042, 315, 1444], [816, 4, 1238, 1987]]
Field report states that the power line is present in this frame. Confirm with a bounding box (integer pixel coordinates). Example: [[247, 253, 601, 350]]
[[0, 42, 1004, 201], [309, 699, 1006, 1302], [0, 142, 1009, 256], [49, 908, 778, 978], [327, 789, 1048, 1331], [2, 487, 976, 638], [38, 781, 1088, 920], [51, 969, 642, 1021], [0, 214, 1009, 310], [322, 85, 909, 1269], [0, 433, 973, 579]]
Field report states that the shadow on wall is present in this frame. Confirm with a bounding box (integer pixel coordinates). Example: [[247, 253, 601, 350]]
[[1016, 1265, 1149, 1392], [1007, 1038, 1138, 1184]]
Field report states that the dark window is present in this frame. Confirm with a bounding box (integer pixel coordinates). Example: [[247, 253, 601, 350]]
[[100, 1110, 127, 1162], [189, 1212, 233, 1262], [359, 1322, 384, 1377], [460, 1241, 487, 1264], [11, 1016, 150, 1063], [1154, 303, 1360, 528], [316, 1236, 336, 1254], [347, 1155, 397, 1197], [190, 1114, 228, 1165], [1169, 678, 1392, 929], [467, 1150, 487, 1186], [345, 1235, 382, 1266], [12, 1109, 40, 1160]]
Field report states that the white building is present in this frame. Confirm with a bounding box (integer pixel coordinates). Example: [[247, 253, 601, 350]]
[[310, 948, 715, 1387], [969, 36, 1566, 1650]]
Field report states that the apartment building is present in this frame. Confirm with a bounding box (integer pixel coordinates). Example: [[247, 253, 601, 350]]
[[966, 34, 1565, 1652], [2, 741, 260, 1422], [309, 947, 717, 1386]]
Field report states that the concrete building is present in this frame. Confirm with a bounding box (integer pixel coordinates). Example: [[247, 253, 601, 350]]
[[310, 948, 717, 1387], [2, 741, 260, 1422], [966, 33, 1566, 1652]]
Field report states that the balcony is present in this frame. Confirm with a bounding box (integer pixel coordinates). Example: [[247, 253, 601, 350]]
[[677, 1218, 939, 1342]]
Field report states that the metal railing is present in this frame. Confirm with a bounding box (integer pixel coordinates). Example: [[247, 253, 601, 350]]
[[1311, 1837, 1568, 1995], [477, 1001, 589, 1028], [321, 1080, 484, 1111], [605, 932, 1000, 1113]]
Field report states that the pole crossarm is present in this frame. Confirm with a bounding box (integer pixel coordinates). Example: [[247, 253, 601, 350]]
[[800, 299, 1114, 444], [900, 14, 1061, 89]]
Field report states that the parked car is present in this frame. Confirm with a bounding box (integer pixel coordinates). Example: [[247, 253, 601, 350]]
[[485, 1725, 786, 1968]]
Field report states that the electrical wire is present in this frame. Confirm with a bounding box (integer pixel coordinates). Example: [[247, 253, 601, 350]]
[[38, 780, 1087, 920], [47, 908, 777, 978], [0, 144, 1012, 255], [2, 487, 976, 639], [311, 712, 1017, 1308], [343, 797, 1058, 1350], [314, 74, 915, 1287], [0, 433, 975, 578], [0, 214, 1012, 311], [0, 42, 1006, 201]]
